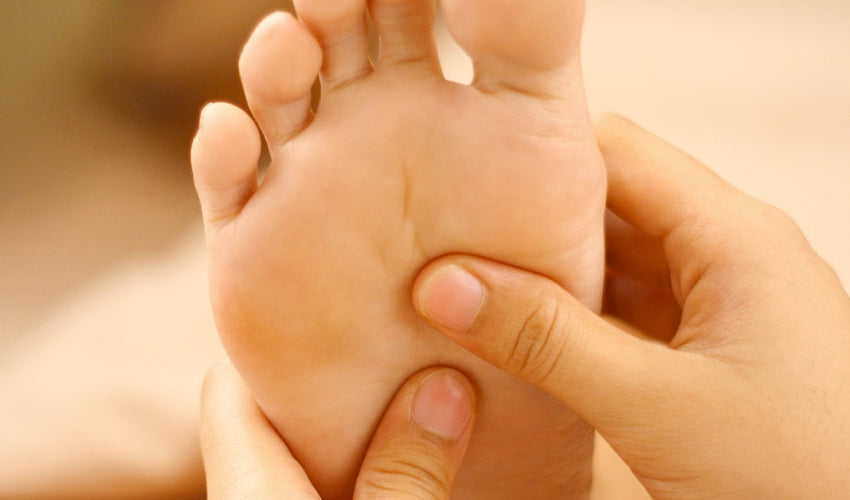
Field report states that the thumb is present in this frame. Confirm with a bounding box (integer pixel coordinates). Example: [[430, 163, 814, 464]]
[[354, 368, 476, 500], [413, 256, 686, 432]]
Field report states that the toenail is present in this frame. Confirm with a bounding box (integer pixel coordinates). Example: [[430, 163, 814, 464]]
[[411, 370, 474, 442], [417, 265, 484, 333]]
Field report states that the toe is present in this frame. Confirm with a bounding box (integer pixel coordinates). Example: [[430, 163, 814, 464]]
[[239, 12, 322, 149], [370, 0, 440, 70], [294, 0, 372, 89], [441, 0, 584, 98], [191, 102, 261, 232]]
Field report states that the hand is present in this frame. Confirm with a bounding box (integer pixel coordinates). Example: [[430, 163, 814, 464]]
[[412, 114, 850, 499], [200, 362, 476, 499]]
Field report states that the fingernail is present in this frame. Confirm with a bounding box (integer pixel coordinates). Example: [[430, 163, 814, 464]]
[[418, 265, 484, 333], [411, 370, 474, 442]]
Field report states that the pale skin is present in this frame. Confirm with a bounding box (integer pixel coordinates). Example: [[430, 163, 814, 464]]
[[191, 0, 605, 498], [202, 115, 850, 499], [414, 114, 850, 499], [201, 362, 477, 500]]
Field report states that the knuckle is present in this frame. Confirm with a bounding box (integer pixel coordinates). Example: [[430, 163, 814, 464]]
[[360, 448, 451, 499], [730, 198, 799, 240], [502, 291, 568, 385], [770, 207, 808, 244], [727, 199, 811, 265], [750, 200, 801, 236]]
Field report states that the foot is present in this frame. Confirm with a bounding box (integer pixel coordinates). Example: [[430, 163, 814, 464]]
[[191, 1, 604, 498]]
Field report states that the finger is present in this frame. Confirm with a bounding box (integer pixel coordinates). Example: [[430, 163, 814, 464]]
[[605, 210, 670, 289], [595, 113, 753, 298], [354, 368, 476, 500], [200, 361, 319, 500], [603, 269, 681, 343], [604, 208, 681, 342], [595, 112, 741, 243], [413, 256, 693, 432]]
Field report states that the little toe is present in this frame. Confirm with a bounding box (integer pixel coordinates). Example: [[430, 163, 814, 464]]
[[370, 0, 440, 70], [191, 102, 261, 232], [294, 0, 372, 89], [441, 0, 584, 99], [239, 12, 322, 149]]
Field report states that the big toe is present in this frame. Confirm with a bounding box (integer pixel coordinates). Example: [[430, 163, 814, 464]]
[[441, 0, 585, 99]]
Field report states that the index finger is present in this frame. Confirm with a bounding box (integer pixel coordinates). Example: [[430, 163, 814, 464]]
[[595, 113, 740, 242], [594, 114, 766, 298]]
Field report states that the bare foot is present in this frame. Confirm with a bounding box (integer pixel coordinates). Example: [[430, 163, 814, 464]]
[[191, 1, 604, 498]]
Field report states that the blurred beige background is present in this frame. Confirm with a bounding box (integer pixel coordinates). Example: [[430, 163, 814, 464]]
[[586, 1, 849, 289], [0, 1, 847, 498]]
